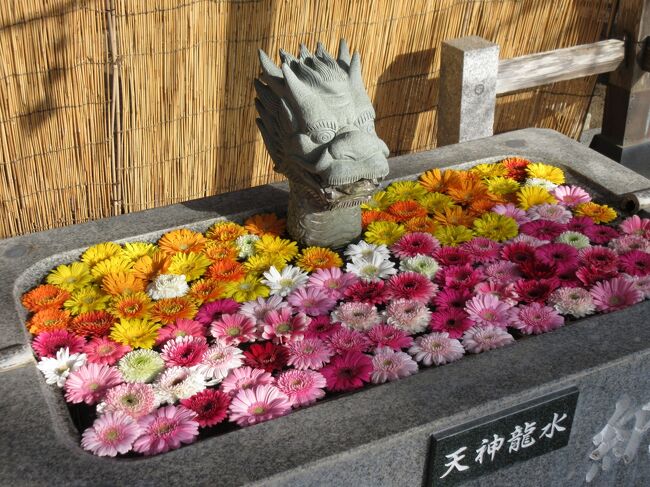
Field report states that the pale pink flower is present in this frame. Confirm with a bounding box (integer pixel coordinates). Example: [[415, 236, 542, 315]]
[[104, 382, 157, 419], [590, 276, 644, 312], [262, 308, 309, 344], [527, 203, 573, 224], [276, 369, 326, 407], [64, 363, 123, 405], [133, 405, 199, 455], [461, 326, 514, 354], [370, 346, 418, 383], [511, 303, 565, 334], [464, 294, 515, 328], [327, 328, 371, 354], [228, 384, 292, 426], [492, 203, 530, 224], [210, 313, 257, 345], [408, 332, 465, 366], [286, 338, 333, 370], [331, 301, 383, 331], [287, 286, 336, 316], [81, 411, 141, 457], [552, 185, 591, 207], [196, 343, 244, 382], [220, 366, 274, 396], [484, 260, 522, 283], [307, 267, 358, 300], [239, 295, 289, 327], [385, 299, 431, 334]]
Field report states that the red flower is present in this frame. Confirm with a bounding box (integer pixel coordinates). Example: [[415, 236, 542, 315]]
[[429, 309, 473, 339], [519, 258, 557, 280], [433, 247, 473, 266], [344, 279, 388, 305], [502, 242, 536, 265], [181, 389, 231, 428], [619, 250, 650, 277], [513, 279, 558, 303], [243, 342, 289, 372]]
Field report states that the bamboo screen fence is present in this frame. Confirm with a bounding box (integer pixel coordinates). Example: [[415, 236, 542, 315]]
[[0, 0, 616, 239]]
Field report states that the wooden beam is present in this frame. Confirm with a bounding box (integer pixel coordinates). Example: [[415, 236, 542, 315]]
[[496, 39, 625, 94]]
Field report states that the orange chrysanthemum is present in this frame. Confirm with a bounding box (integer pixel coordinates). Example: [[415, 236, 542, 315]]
[[207, 259, 246, 282], [244, 213, 286, 237], [468, 197, 500, 215], [101, 271, 146, 296], [158, 229, 207, 255], [433, 206, 476, 227], [188, 279, 226, 304], [386, 200, 428, 222], [27, 308, 71, 335], [110, 292, 154, 320], [132, 253, 171, 282], [362, 210, 396, 228], [204, 242, 239, 262], [70, 310, 115, 337], [404, 216, 437, 234], [150, 297, 198, 325], [446, 177, 490, 206], [21, 285, 70, 312], [296, 247, 343, 272], [419, 168, 460, 193], [501, 157, 531, 181], [205, 221, 247, 242]]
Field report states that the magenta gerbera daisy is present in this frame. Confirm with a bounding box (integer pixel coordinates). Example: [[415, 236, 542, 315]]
[[304, 315, 342, 340], [391, 232, 439, 259], [195, 299, 240, 326], [584, 224, 620, 245], [433, 247, 473, 266], [370, 346, 418, 383], [519, 220, 566, 241], [220, 366, 274, 396], [511, 303, 565, 335], [552, 185, 591, 207], [483, 260, 522, 283], [387, 272, 438, 303], [535, 243, 578, 269], [464, 294, 515, 328], [619, 250, 650, 277], [343, 278, 389, 305], [438, 264, 484, 290], [276, 369, 327, 407], [81, 411, 141, 457], [210, 313, 257, 345], [385, 299, 432, 334], [590, 276, 644, 312], [461, 326, 514, 354], [579, 246, 619, 272], [366, 325, 414, 351], [64, 363, 123, 405], [180, 389, 231, 427], [320, 351, 373, 392], [408, 332, 465, 366], [161, 335, 209, 367], [133, 405, 199, 455], [502, 242, 536, 265], [228, 384, 292, 426], [84, 337, 131, 366], [287, 286, 337, 316], [429, 308, 473, 339], [513, 279, 558, 303], [327, 328, 371, 354], [566, 216, 596, 234], [32, 329, 86, 359], [104, 382, 157, 419], [262, 308, 309, 344], [286, 338, 334, 370], [433, 288, 472, 310], [461, 238, 501, 264], [307, 267, 358, 300], [156, 318, 206, 346]]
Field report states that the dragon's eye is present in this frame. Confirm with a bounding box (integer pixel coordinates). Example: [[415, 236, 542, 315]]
[[310, 129, 336, 144]]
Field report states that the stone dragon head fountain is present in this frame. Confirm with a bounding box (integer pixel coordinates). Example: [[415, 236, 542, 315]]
[[254, 39, 390, 248]]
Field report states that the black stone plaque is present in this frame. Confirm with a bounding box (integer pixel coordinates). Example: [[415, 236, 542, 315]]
[[425, 387, 579, 486]]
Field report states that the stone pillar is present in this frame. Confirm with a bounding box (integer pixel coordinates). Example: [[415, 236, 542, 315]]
[[437, 36, 499, 146], [590, 0, 650, 176]]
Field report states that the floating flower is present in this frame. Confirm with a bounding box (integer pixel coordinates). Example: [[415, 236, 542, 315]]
[[471, 162, 508, 179], [304, 316, 342, 340], [370, 347, 418, 384], [419, 168, 460, 193], [156, 318, 206, 345], [556, 231, 591, 249], [527, 203, 573, 224], [464, 294, 514, 328], [120, 242, 156, 262], [195, 299, 240, 326], [210, 313, 257, 346], [501, 157, 530, 181], [151, 297, 197, 325], [609, 235, 650, 254], [474, 281, 518, 305], [484, 260, 521, 283], [161, 336, 208, 367], [27, 308, 71, 335], [624, 274, 650, 299], [386, 180, 428, 202], [167, 252, 211, 281], [32, 329, 85, 358], [84, 337, 131, 365], [220, 366, 274, 396], [154, 366, 206, 404], [549, 287, 596, 317], [331, 301, 383, 331], [90, 257, 133, 281], [229, 384, 291, 426], [64, 287, 111, 315], [243, 342, 288, 373], [224, 275, 270, 302], [287, 287, 336, 316], [321, 351, 373, 392], [307, 267, 358, 300], [37, 347, 86, 387], [262, 308, 309, 344], [343, 278, 389, 305], [255, 235, 298, 262], [408, 332, 464, 366], [276, 369, 327, 407], [188, 279, 226, 304], [81, 411, 141, 457], [104, 382, 157, 419], [387, 200, 428, 222], [619, 215, 650, 237], [485, 176, 520, 196], [205, 221, 247, 242], [366, 325, 414, 351], [492, 203, 529, 224], [262, 265, 309, 297], [387, 272, 437, 303], [244, 253, 287, 276], [181, 389, 231, 427], [133, 405, 199, 455], [552, 185, 591, 207], [391, 232, 439, 259], [433, 206, 475, 228], [386, 299, 432, 334], [433, 225, 474, 246], [461, 238, 501, 264], [110, 318, 161, 349], [579, 246, 619, 272], [461, 326, 514, 354], [346, 253, 397, 281], [438, 264, 484, 290], [327, 328, 371, 354], [344, 240, 391, 262], [472, 213, 518, 242], [244, 213, 286, 237], [81, 242, 122, 267], [101, 272, 146, 297], [296, 246, 343, 271], [433, 288, 472, 310], [619, 250, 650, 277], [418, 193, 457, 215], [513, 279, 557, 303], [146, 274, 189, 300], [519, 220, 565, 241], [197, 343, 245, 381], [118, 350, 165, 383], [526, 162, 565, 184], [21, 284, 70, 312], [590, 276, 644, 312], [65, 363, 123, 405], [207, 259, 246, 282], [361, 190, 392, 211], [512, 303, 565, 335], [429, 308, 473, 339], [575, 202, 617, 224], [110, 291, 153, 321], [534, 243, 578, 269], [584, 224, 620, 245], [47, 262, 93, 291], [404, 216, 437, 234], [235, 234, 260, 259], [517, 186, 556, 210], [364, 220, 406, 246], [158, 229, 206, 255], [239, 295, 288, 326], [132, 253, 171, 282]]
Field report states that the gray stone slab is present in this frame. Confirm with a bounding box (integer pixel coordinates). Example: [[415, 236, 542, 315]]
[[2, 129, 650, 486]]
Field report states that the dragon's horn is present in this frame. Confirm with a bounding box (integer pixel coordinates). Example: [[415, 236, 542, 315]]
[[258, 49, 282, 77], [279, 48, 298, 65], [299, 44, 312, 61], [337, 39, 351, 68], [316, 41, 337, 68], [281, 62, 313, 101]]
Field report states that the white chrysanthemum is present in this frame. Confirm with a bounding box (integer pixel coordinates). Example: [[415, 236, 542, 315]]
[[399, 255, 440, 279], [524, 177, 558, 191], [37, 347, 87, 387], [556, 231, 591, 249], [548, 287, 596, 318], [146, 273, 189, 300], [154, 366, 205, 404], [195, 343, 244, 383], [346, 253, 397, 281], [371, 347, 418, 383], [344, 240, 391, 262], [235, 234, 260, 259], [261, 265, 309, 297]]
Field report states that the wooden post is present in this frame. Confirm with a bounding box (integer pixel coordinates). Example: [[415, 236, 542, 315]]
[[591, 0, 650, 176]]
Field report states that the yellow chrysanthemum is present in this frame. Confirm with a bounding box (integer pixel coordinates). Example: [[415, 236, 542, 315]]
[[223, 275, 270, 302], [101, 271, 146, 296], [575, 202, 617, 224], [364, 221, 406, 246], [472, 213, 519, 242], [64, 286, 111, 315], [110, 318, 161, 349], [470, 162, 508, 179], [168, 252, 212, 281], [296, 247, 343, 272], [385, 180, 428, 203], [81, 242, 122, 267], [485, 176, 520, 196], [90, 256, 133, 280], [360, 190, 392, 211], [244, 254, 287, 275], [417, 192, 457, 214], [517, 186, 557, 210], [120, 242, 157, 262], [46, 262, 93, 291], [158, 228, 206, 256], [188, 279, 226, 304], [255, 235, 299, 262], [205, 221, 248, 242], [434, 225, 474, 246], [132, 252, 170, 282], [150, 297, 198, 325], [525, 162, 565, 185], [110, 291, 153, 320]]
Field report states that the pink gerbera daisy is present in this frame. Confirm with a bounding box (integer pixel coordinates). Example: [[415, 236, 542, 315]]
[[228, 384, 292, 426], [180, 389, 231, 427], [239, 295, 289, 326], [619, 215, 650, 237], [104, 382, 157, 419], [474, 281, 518, 306], [408, 332, 465, 366], [433, 288, 472, 310], [512, 303, 565, 335], [385, 299, 432, 334], [566, 216, 596, 234], [579, 246, 619, 271], [287, 286, 336, 316], [370, 346, 418, 383], [196, 343, 244, 381], [527, 203, 573, 224], [276, 369, 327, 407], [366, 325, 414, 351], [438, 265, 484, 290], [461, 238, 501, 264], [619, 250, 650, 277], [461, 326, 514, 353], [483, 261, 522, 283], [33, 329, 86, 359], [576, 266, 618, 287], [156, 318, 206, 346], [343, 279, 388, 305], [391, 232, 439, 259], [304, 315, 342, 340], [623, 274, 650, 299], [519, 220, 566, 241], [492, 203, 529, 224], [590, 276, 644, 312], [220, 366, 274, 396], [433, 247, 473, 267], [549, 287, 596, 317], [161, 336, 208, 367], [429, 309, 473, 339], [84, 337, 131, 366], [464, 294, 515, 328], [584, 224, 620, 245], [331, 302, 382, 331], [552, 185, 591, 207], [609, 235, 650, 254], [307, 267, 358, 300], [327, 328, 371, 354], [133, 405, 199, 455], [512, 233, 548, 247], [320, 351, 373, 391], [286, 338, 333, 370], [81, 411, 141, 457], [262, 308, 309, 344], [65, 363, 123, 405], [210, 313, 257, 345], [534, 243, 578, 269], [195, 299, 240, 326], [387, 272, 438, 303]]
